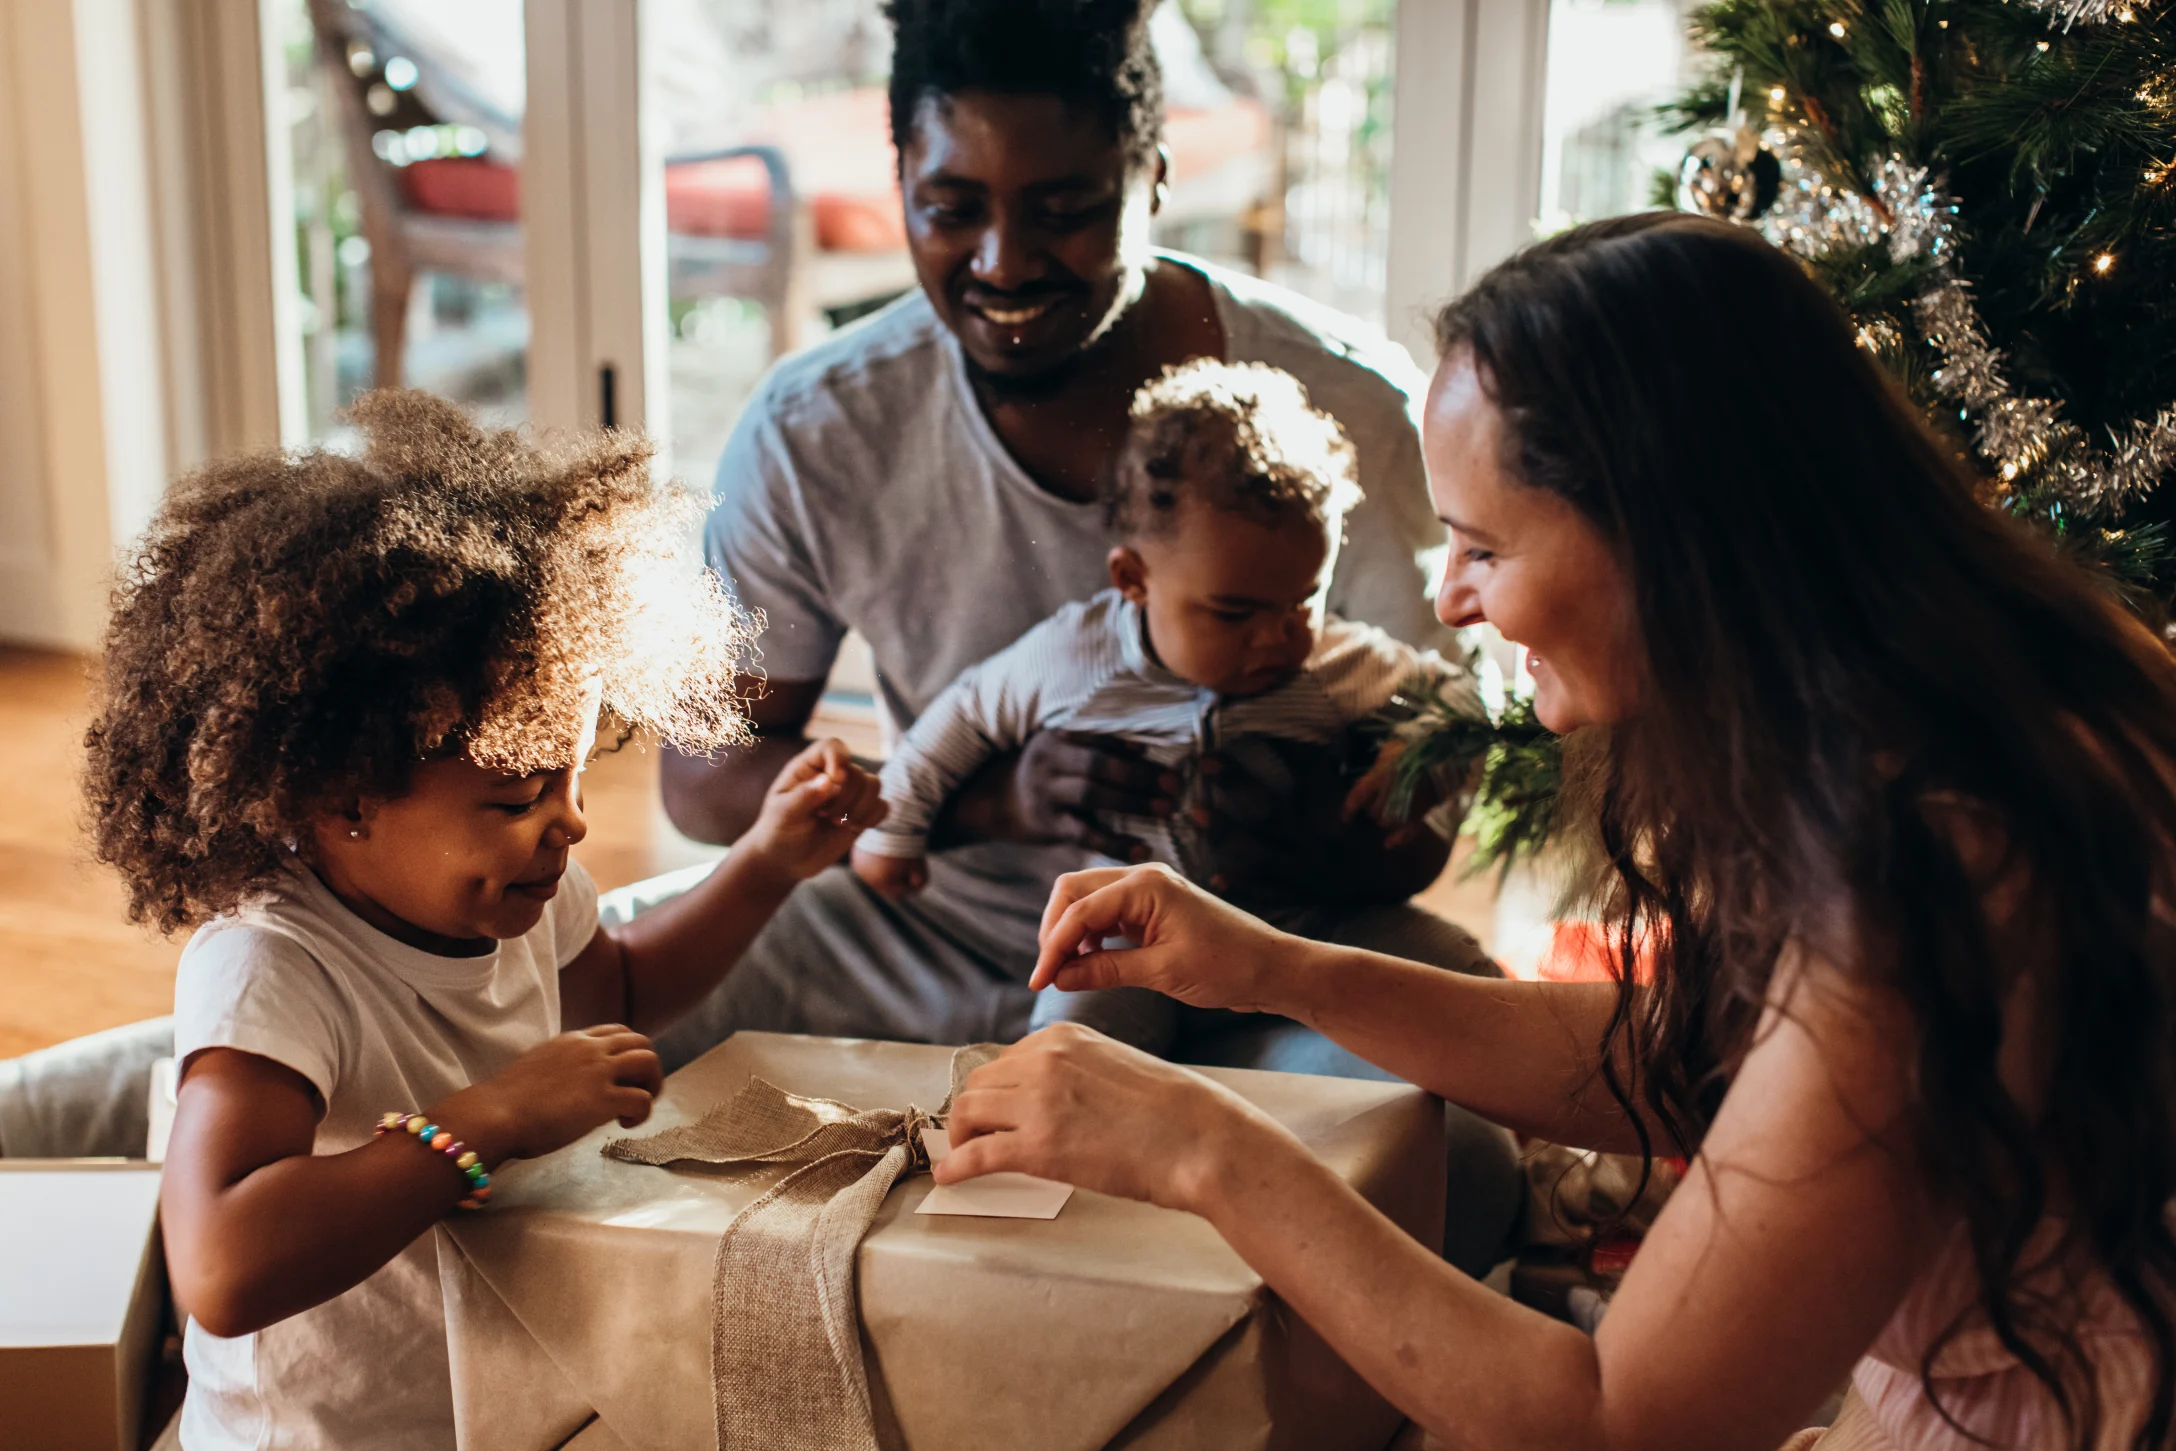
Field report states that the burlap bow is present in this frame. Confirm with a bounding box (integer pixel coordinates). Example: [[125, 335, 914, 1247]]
[[602, 1043, 1002, 1451]]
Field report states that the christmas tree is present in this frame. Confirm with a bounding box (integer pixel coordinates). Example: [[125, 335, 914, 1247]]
[[1664, 0, 2176, 607], [1395, 0, 2175, 877]]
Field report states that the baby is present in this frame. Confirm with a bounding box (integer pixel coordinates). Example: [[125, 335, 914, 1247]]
[[851, 359, 1468, 1051]]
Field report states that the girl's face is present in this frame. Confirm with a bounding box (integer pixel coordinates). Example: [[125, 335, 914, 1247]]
[[311, 696, 599, 954], [1424, 352, 1638, 733]]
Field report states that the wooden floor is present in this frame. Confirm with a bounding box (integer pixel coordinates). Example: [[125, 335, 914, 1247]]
[[0, 646, 1495, 1058]]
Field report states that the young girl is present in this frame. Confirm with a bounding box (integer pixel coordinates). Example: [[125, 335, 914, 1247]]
[[84, 391, 885, 1450]]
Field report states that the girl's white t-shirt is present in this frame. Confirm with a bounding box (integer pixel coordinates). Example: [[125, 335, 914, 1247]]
[[170, 860, 599, 1451]]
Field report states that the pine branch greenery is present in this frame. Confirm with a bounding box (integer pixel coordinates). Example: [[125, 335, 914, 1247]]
[[1665, 0, 2176, 611], [1370, 672, 1562, 880]]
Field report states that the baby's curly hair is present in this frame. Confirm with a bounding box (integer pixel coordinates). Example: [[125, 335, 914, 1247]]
[[1106, 360, 1363, 541], [85, 390, 757, 934]]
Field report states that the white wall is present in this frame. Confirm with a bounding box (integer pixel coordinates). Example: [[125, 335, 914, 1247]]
[[0, 0, 170, 650], [0, 0, 284, 652]]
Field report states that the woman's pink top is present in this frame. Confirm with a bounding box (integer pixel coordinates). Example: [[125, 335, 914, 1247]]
[[1853, 1227, 2160, 1449]]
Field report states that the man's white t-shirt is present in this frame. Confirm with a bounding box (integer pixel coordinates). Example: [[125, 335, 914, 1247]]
[[170, 860, 600, 1451]]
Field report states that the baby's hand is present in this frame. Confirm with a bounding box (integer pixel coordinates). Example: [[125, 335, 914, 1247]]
[[745, 738, 886, 881], [432, 1025, 663, 1165], [851, 843, 929, 900]]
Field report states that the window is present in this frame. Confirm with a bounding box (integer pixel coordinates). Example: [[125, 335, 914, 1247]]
[[273, 0, 531, 442], [1537, 0, 1693, 233]]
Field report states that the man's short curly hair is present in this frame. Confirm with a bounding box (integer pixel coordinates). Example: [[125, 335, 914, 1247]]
[[1106, 360, 1364, 541], [884, 0, 1163, 170], [84, 390, 757, 934]]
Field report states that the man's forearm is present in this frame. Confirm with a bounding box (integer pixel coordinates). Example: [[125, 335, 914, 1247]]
[[1362, 824, 1454, 902], [658, 735, 810, 844], [613, 847, 801, 1031]]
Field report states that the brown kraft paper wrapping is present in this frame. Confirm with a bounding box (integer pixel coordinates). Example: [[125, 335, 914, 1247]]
[[438, 1031, 1446, 1451]]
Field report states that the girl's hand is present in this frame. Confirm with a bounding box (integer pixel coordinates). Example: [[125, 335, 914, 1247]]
[[935, 1023, 1300, 1215], [1031, 863, 1306, 1015], [744, 738, 887, 881], [434, 1024, 663, 1164]]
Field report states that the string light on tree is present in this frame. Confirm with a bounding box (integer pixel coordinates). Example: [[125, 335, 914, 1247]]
[[1667, 0, 2176, 591]]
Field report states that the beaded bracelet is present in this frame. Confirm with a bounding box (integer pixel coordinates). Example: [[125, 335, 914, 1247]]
[[376, 1111, 493, 1210]]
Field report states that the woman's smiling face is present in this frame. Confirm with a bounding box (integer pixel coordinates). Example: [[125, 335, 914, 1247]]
[[1424, 351, 1639, 734]]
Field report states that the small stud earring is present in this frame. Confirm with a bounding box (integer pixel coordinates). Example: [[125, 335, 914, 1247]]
[[348, 827, 364, 840]]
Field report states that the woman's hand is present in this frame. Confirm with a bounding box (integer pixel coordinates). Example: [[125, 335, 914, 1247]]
[[935, 1023, 1303, 1215], [433, 1024, 664, 1164], [742, 737, 887, 882], [1031, 863, 1310, 1015]]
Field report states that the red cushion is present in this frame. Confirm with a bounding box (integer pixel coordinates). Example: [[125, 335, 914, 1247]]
[[398, 89, 1270, 256], [399, 158, 520, 223], [1164, 99, 1272, 183]]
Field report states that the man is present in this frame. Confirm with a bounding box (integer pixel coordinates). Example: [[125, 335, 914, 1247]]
[[659, 0, 1496, 1079]]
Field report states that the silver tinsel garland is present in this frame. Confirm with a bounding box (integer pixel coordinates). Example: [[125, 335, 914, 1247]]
[[1752, 133, 2176, 514], [2018, 0, 2128, 27]]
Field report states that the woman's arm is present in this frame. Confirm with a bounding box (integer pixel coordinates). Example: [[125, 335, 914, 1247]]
[[1277, 942, 1655, 1150], [942, 950, 1934, 1451], [1034, 864, 1658, 1151], [163, 1029, 661, 1338]]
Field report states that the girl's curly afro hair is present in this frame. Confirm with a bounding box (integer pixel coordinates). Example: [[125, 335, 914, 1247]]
[[85, 389, 758, 934]]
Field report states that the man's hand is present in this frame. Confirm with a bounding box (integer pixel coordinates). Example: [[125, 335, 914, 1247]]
[[935, 729, 1180, 860], [1187, 738, 1451, 908]]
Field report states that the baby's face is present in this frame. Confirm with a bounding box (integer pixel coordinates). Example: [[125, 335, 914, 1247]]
[[1113, 500, 1333, 697]]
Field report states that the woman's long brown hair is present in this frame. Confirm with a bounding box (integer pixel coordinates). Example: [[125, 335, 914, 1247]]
[[1440, 212, 2176, 1448]]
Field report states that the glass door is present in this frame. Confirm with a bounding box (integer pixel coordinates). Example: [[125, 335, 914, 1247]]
[[1537, 0, 1696, 233], [272, 0, 532, 442], [636, 0, 1402, 491]]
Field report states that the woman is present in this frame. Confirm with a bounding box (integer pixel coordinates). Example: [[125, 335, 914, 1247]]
[[930, 213, 2176, 1451]]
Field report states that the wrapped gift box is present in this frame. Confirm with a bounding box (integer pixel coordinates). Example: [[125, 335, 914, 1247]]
[[0, 1160, 166, 1451], [439, 1031, 1444, 1451]]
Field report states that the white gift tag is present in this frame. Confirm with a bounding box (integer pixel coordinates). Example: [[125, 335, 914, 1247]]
[[915, 1124, 1073, 1220]]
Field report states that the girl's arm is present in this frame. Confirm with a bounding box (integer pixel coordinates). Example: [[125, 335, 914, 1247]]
[[942, 950, 1933, 1451], [559, 739, 884, 1034], [1034, 864, 1657, 1151], [163, 1027, 661, 1338]]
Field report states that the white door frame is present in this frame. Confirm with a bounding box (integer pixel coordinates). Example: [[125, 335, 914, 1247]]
[[1384, 0, 1552, 365], [524, 0, 667, 444]]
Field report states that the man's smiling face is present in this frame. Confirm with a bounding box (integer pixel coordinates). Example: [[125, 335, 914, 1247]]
[[897, 89, 1163, 388]]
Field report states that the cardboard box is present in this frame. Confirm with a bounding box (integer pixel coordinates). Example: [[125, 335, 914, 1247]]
[[0, 1161, 165, 1451], [438, 1032, 1444, 1451]]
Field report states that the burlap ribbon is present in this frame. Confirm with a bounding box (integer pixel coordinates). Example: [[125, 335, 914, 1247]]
[[602, 1043, 1002, 1451]]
